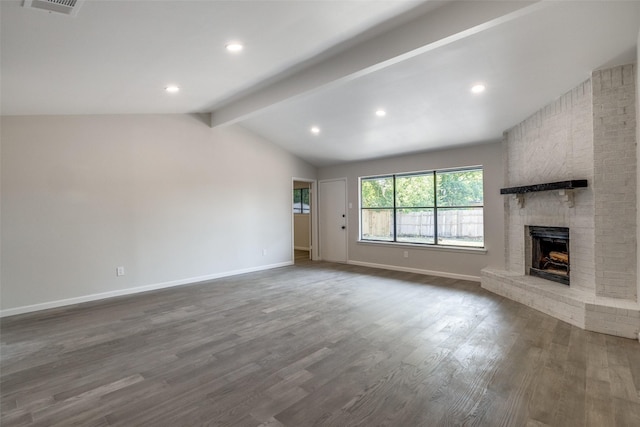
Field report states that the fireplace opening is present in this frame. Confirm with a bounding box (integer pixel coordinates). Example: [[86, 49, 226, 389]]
[[528, 226, 569, 285]]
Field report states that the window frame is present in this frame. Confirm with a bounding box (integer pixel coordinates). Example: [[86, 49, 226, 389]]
[[293, 187, 310, 214], [359, 166, 484, 248]]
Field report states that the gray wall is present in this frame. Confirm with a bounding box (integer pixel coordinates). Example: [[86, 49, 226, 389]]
[[318, 142, 504, 280], [1, 114, 316, 314]]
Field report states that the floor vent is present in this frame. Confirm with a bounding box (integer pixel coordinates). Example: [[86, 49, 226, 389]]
[[23, 0, 84, 17]]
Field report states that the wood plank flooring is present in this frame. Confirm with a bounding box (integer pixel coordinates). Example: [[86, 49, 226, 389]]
[[2, 260, 639, 426]]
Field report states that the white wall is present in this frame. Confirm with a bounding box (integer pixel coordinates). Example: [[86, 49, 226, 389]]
[[0, 114, 316, 314], [293, 214, 311, 249], [318, 142, 504, 280]]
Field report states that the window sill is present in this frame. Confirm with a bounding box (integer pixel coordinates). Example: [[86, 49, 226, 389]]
[[356, 240, 487, 254]]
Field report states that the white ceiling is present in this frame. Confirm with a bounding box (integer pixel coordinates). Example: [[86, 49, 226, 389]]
[[1, 0, 423, 115], [2, 1, 640, 167], [239, 1, 640, 165]]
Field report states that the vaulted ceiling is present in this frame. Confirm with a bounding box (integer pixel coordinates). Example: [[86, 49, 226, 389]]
[[2, 1, 639, 166]]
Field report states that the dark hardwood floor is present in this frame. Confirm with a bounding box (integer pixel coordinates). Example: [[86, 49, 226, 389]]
[[2, 260, 639, 426], [294, 249, 310, 262]]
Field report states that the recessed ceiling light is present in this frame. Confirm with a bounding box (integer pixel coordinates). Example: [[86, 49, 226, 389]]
[[310, 126, 320, 135], [226, 42, 244, 53], [471, 84, 486, 94], [375, 109, 387, 117], [165, 85, 180, 93]]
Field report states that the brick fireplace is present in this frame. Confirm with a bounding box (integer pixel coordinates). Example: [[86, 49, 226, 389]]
[[481, 64, 640, 339], [527, 226, 570, 285]]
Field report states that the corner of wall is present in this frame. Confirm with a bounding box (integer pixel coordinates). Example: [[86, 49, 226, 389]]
[[501, 131, 510, 269], [637, 31, 640, 304]]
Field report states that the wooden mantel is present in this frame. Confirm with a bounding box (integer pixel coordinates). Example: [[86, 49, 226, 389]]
[[500, 180, 588, 208]]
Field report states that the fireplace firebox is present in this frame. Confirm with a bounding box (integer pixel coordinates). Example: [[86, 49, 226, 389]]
[[528, 226, 569, 285]]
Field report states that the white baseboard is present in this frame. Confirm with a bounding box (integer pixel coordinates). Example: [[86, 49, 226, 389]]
[[294, 246, 310, 251], [0, 261, 293, 318], [347, 260, 481, 283]]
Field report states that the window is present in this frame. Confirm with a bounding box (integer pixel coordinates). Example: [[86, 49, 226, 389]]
[[360, 168, 483, 247], [293, 188, 310, 214]]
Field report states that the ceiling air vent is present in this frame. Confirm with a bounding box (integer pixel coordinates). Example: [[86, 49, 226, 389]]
[[23, 0, 85, 17]]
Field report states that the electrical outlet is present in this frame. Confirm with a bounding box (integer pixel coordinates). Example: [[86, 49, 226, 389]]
[[262, 249, 267, 256], [403, 251, 409, 258], [116, 266, 125, 276]]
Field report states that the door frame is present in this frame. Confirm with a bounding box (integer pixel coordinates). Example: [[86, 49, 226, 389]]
[[292, 177, 318, 262], [318, 177, 348, 262]]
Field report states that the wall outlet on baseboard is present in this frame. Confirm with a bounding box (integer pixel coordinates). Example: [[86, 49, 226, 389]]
[[116, 266, 125, 276]]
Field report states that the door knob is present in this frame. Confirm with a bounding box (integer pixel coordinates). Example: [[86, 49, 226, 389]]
[[341, 226, 346, 229]]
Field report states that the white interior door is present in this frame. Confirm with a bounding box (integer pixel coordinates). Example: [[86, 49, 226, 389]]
[[319, 179, 347, 262]]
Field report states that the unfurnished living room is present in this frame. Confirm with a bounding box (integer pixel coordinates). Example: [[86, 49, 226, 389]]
[[1, 1, 640, 426]]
